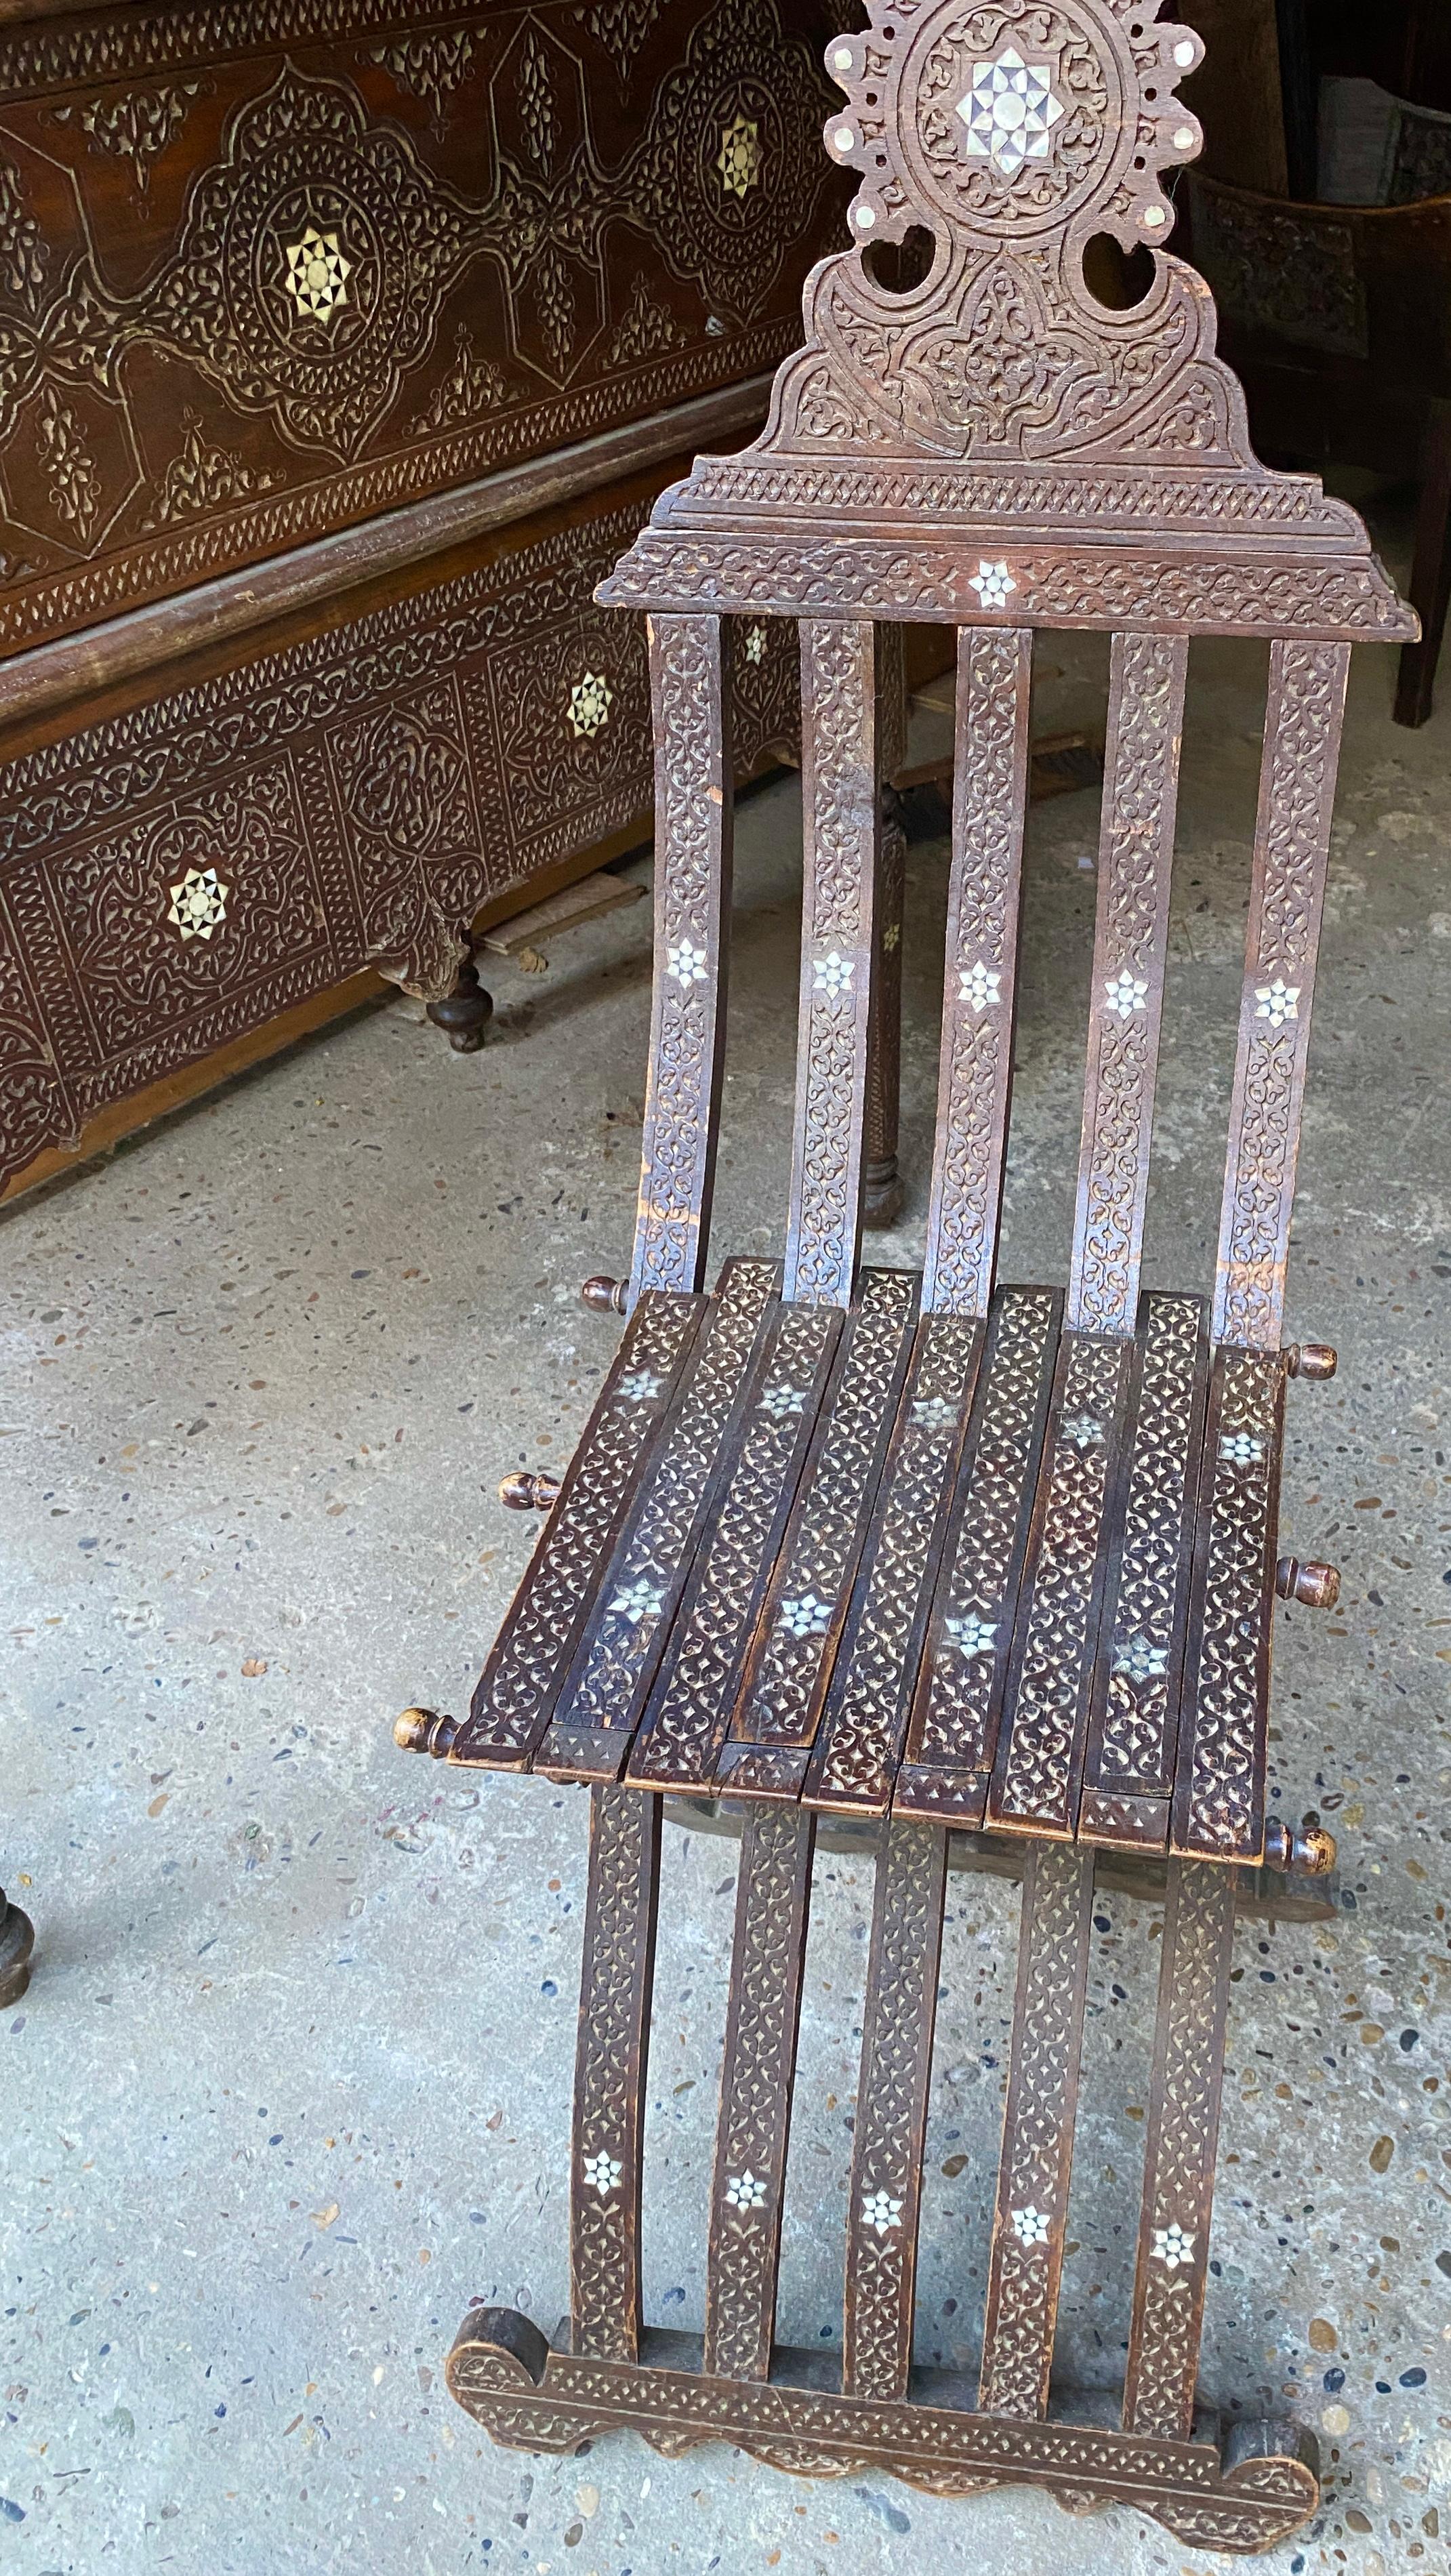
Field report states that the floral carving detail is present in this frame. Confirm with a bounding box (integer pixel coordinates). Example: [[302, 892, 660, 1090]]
[[408, 325, 508, 438], [141, 411, 274, 530], [35, 384, 100, 541], [0, 155, 45, 310], [608, 272, 682, 367], [54, 83, 200, 192], [371, 32, 476, 129], [743, 622, 767, 664]]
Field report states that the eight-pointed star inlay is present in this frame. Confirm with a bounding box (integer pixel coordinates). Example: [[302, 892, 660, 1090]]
[[284, 224, 352, 322], [957, 46, 1065, 178]]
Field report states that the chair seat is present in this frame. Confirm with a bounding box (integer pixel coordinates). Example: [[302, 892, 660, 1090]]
[[451, 1259, 1287, 1866]]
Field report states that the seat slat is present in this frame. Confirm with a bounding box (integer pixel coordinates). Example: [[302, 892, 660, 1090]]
[[896, 1286, 1061, 1824], [631, 615, 734, 1307], [987, 1333, 1135, 1835], [1067, 633, 1188, 1338], [1122, 1860, 1236, 2441], [843, 1824, 948, 2398], [716, 1268, 919, 1801], [535, 1259, 778, 1784], [784, 619, 880, 1309], [626, 1300, 843, 1791], [1171, 1347, 1287, 1862], [920, 627, 1033, 1321], [802, 1311, 984, 1814], [1213, 640, 1351, 1351], [977, 1843, 1095, 2419], [703, 1807, 816, 2383], [570, 1786, 662, 2364], [1078, 1293, 1209, 1847], [453, 1293, 706, 1770]]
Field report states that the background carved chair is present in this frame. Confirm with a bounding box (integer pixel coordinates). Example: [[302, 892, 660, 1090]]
[[395, 0, 1414, 2549]]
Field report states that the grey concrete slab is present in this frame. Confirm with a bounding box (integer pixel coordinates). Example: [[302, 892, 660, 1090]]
[[3, 540, 1448, 2576]]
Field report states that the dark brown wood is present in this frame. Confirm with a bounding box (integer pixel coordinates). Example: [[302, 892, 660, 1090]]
[[571, 1785, 661, 2365], [703, 1805, 815, 2382], [426, 952, 493, 1054], [863, 627, 907, 1229], [394, 0, 1416, 2539], [1275, 1555, 1341, 1609], [581, 1276, 629, 1317]]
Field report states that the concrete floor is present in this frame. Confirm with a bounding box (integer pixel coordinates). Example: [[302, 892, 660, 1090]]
[[4, 556, 1450, 2576]]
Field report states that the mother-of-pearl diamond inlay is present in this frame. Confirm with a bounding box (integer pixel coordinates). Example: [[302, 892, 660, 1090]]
[[957, 47, 1065, 177], [167, 865, 229, 941], [813, 951, 855, 994], [284, 224, 352, 322], [946, 1611, 997, 1656], [718, 115, 762, 199]]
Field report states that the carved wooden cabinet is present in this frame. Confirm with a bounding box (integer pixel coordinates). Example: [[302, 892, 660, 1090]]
[[0, 0, 843, 1194]]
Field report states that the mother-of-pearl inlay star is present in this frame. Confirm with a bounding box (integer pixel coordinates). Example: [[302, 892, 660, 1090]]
[[969, 559, 1017, 609], [813, 951, 855, 994], [285, 224, 352, 321], [958, 47, 1065, 177], [1105, 967, 1149, 1018], [167, 865, 229, 942], [666, 939, 708, 986], [960, 959, 1002, 1012]]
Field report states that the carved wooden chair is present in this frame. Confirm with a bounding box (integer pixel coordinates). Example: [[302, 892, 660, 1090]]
[[394, 0, 1414, 2549]]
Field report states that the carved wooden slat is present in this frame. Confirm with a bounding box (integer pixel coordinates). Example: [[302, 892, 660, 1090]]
[[630, 613, 734, 1306], [1079, 1294, 1208, 1845], [803, 1312, 983, 1814], [895, 1287, 1061, 1824], [784, 619, 878, 1309], [920, 628, 1034, 1320], [1123, 1861, 1236, 2441], [1172, 1347, 1286, 1862], [455, 1293, 704, 1768], [626, 1299, 843, 1791], [1067, 633, 1188, 1338], [537, 1259, 777, 1783], [703, 1806, 816, 2382], [977, 1843, 1095, 2419], [843, 1824, 948, 2398], [864, 625, 907, 1227], [571, 1785, 662, 2364], [1212, 641, 1351, 1351], [987, 1334, 1135, 1835], [717, 1268, 919, 1799]]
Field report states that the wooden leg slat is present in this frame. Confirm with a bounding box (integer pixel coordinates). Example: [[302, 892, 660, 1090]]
[[703, 1807, 817, 2382], [1123, 1862, 1236, 2440], [978, 1842, 1095, 2419], [844, 1823, 949, 2398], [1171, 1348, 1286, 1862], [570, 1786, 662, 2364]]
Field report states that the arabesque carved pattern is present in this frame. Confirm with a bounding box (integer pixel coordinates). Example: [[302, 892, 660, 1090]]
[[1089, 1294, 1203, 1799], [844, 1826, 946, 2396], [1173, 1349, 1282, 1858], [572, 1785, 660, 2358]]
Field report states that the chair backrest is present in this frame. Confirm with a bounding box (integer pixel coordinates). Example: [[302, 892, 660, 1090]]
[[600, 0, 1416, 1348]]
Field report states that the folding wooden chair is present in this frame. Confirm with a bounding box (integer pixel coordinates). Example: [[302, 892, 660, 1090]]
[[395, 0, 1414, 2547]]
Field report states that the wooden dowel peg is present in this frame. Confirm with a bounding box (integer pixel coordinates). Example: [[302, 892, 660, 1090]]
[[1276, 1556, 1340, 1608], [581, 1276, 628, 1315], [1263, 1819, 1337, 1875], [499, 1471, 562, 1511], [1284, 1344, 1337, 1381], [394, 1707, 459, 1759]]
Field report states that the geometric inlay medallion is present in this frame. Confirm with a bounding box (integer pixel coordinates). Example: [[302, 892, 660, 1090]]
[[568, 671, 614, 737], [167, 865, 230, 941], [956, 47, 1064, 177], [284, 224, 353, 322], [718, 114, 762, 199]]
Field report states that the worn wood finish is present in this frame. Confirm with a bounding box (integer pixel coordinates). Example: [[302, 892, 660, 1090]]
[[863, 626, 907, 1228], [1123, 1860, 1236, 2441], [396, 0, 1410, 2537], [977, 1843, 1095, 2419], [1067, 634, 1187, 1340], [703, 1804, 815, 2383], [632, 613, 734, 1304], [1212, 642, 1351, 1353], [571, 1785, 662, 2365], [784, 619, 878, 1309], [843, 1824, 947, 2399]]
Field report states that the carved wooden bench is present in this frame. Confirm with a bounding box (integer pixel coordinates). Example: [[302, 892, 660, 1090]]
[[395, 0, 1414, 2549]]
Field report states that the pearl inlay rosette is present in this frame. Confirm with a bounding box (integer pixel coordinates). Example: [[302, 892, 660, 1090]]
[[609, 1577, 665, 1623], [1105, 968, 1149, 1019], [718, 115, 762, 199], [724, 2169, 767, 2210], [167, 865, 229, 943], [581, 2151, 622, 2198], [861, 2189, 903, 2236], [568, 672, 614, 739], [1254, 978, 1299, 1025], [779, 1593, 832, 1637], [1010, 2203, 1050, 2245], [666, 939, 708, 986], [946, 1611, 997, 1657], [813, 951, 855, 994], [957, 47, 1064, 177], [970, 559, 1017, 609], [960, 959, 1002, 1013], [617, 1371, 664, 1403], [1151, 2222, 1195, 2270], [284, 224, 352, 321]]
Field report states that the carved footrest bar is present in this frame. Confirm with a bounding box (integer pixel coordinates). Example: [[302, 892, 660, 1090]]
[[447, 2320, 1317, 2554]]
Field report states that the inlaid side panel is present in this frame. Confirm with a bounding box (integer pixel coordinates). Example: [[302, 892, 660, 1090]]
[[785, 620, 878, 1308], [1212, 641, 1351, 1351], [895, 1286, 1061, 1824], [1172, 1346, 1286, 1861], [804, 1311, 984, 1814], [627, 1299, 842, 1791], [1123, 1861, 1236, 2441], [920, 627, 1033, 1320], [1067, 633, 1188, 1338], [718, 1268, 920, 1800], [631, 614, 733, 1303], [977, 1843, 1095, 2419], [843, 1824, 948, 2398], [455, 1291, 703, 1767], [537, 1259, 777, 1783], [571, 1786, 662, 2364], [1079, 1293, 1208, 1847], [703, 1806, 816, 2382], [987, 1332, 1134, 1836]]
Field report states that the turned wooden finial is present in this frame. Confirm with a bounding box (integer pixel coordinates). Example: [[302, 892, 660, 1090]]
[[394, 1706, 459, 1758], [498, 1470, 562, 1511], [581, 1275, 628, 1315], [1276, 1556, 1341, 1609], [1285, 1343, 1338, 1381], [1263, 1820, 1338, 1876]]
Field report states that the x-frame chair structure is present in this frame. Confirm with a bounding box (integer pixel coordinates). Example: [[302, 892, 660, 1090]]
[[396, 0, 1416, 2548]]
